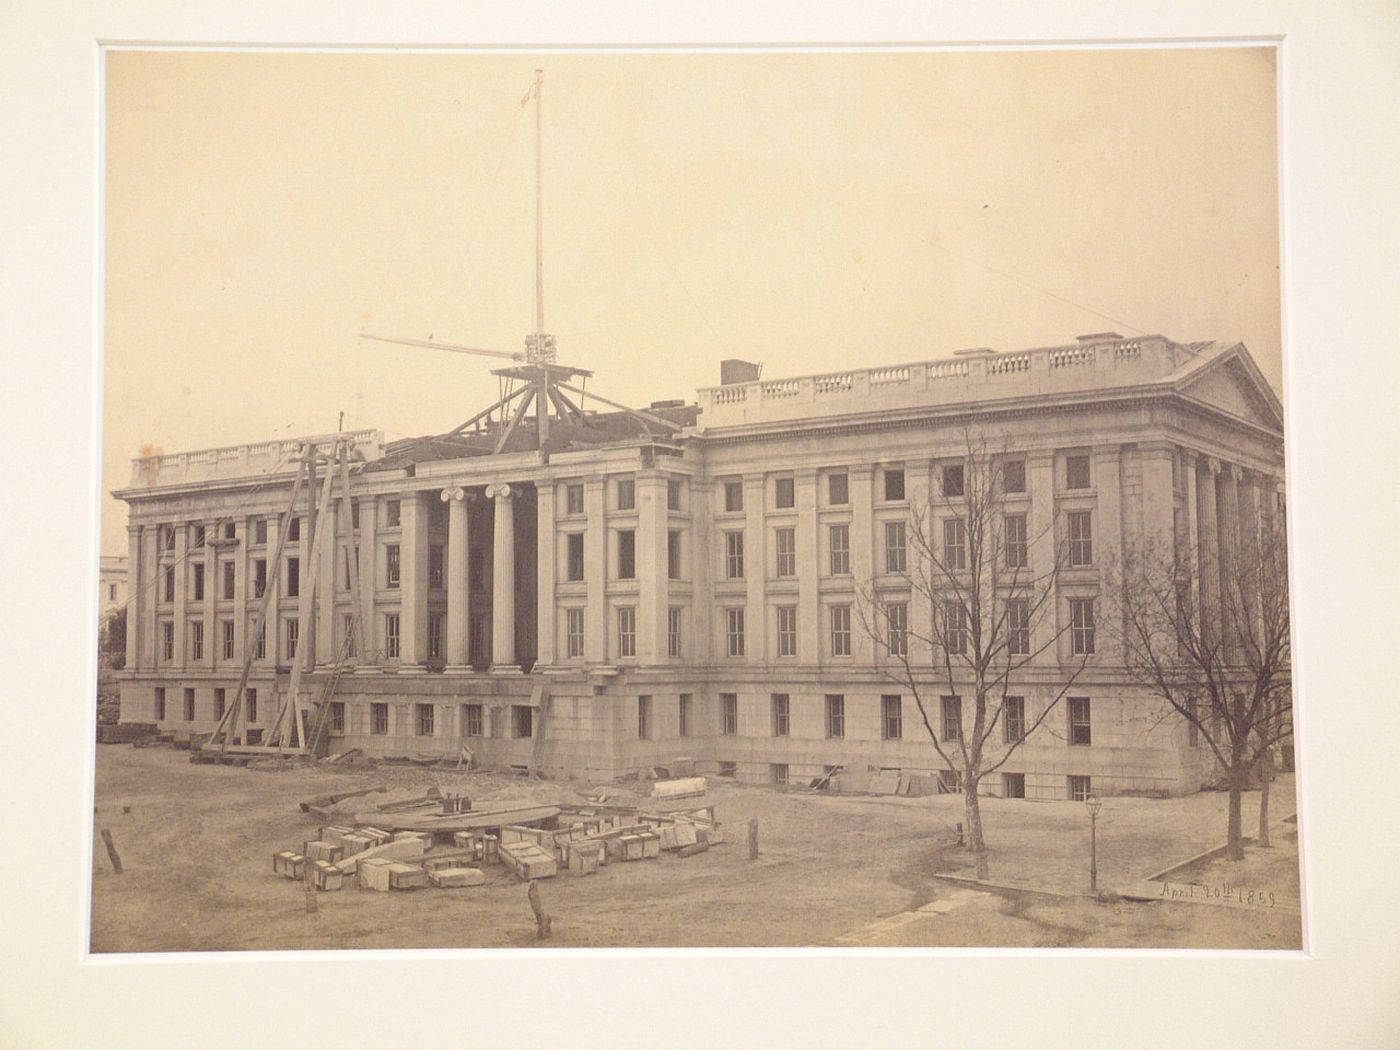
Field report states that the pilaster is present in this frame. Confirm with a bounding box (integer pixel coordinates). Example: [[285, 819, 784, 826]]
[[583, 477, 607, 663], [399, 491, 429, 670], [795, 468, 820, 666], [534, 482, 556, 667], [849, 465, 874, 663], [636, 471, 668, 665], [357, 495, 377, 670], [126, 524, 141, 670], [172, 525, 188, 669], [1026, 452, 1057, 663], [202, 522, 217, 669], [444, 485, 471, 669], [742, 473, 767, 664]]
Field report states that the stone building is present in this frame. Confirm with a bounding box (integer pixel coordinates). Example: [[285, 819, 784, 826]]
[[99, 554, 128, 622], [113, 332, 1285, 797]]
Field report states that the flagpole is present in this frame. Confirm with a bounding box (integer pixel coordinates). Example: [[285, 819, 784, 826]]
[[533, 68, 544, 347]]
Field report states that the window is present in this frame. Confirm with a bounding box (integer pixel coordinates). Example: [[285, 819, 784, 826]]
[[678, 694, 691, 738], [221, 620, 234, 660], [637, 695, 651, 740], [1007, 599, 1031, 656], [371, 702, 389, 735], [385, 613, 400, 659], [884, 468, 906, 502], [1070, 599, 1096, 655], [667, 607, 682, 658], [886, 602, 908, 657], [566, 533, 584, 581], [776, 605, 798, 657], [667, 530, 682, 580], [163, 566, 175, 602], [253, 559, 267, 598], [772, 763, 790, 786], [825, 694, 845, 739], [726, 608, 746, 657], [941, 695, 962, 742], [1067, 511, 1093, 567], [828, 524, 850, 575], [1068, 775, 1092, 802], [719, 761, 738, 778], [222, 561, 235, 599], [1066, 455, 1091, 490], [667, 479, 681, 511], [942, 464, 964, 498], [254, 518, 268, 545], [943, 518, 967, 569], [246, 688, 257, 723], [720, 693, 738, 735], [882, 695, 903, 740], [828, 472, 849, 505], [512, 705, 534, 738], [462, 703, 483, 736], [774, 476, 795, 509], [943, 601, 968, 655], [159, 524, 175, 552], [775, 527, 796, 577], [385, 545, 400, 588], [385, 499, 401, 527], [884, 521, 907, 574], [350, 501, 359, 529], [428, 613, 444, 660], [184, 688, 195, 721], [343, 614, 357, 658], [724, 480, 744, 513], [940, 769, 963, 793], [1068, 697, 1092, 745], [1003, 773, 1026, 799], [287, 517, 300, 542], [286, 617, 298, 660], [1005, 514, 1028, 569], [286, 557, 299, 598], [213, 687, 225, 720], [154, 687, 166, 721], [161, 621, 174, 662], [771, 693, 790, 737], [724, 531, 745, 579], [108, 583, 117, 601], [565, 483, 584, 515], [330, 702, 345, 733], [1004, 696, 1026, 743], [191, 621, 204, 661], [429, 544, 444, 588], [1002, 459, 1026, 494], [192, 562, 205, 601], [566, 608, 585, 658], [830, 604, 852, 657], [616, 477, 635, 511], [254, 621, 266, 660], [617, 607, 636, 658], [617, 529, 636, 579], [417, 703, 435, 736]]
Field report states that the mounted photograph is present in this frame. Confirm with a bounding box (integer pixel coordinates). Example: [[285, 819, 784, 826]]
[[93, 46, 1298, 952]]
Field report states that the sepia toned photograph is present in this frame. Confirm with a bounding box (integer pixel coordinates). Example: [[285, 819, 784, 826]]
[[93, 45, 1301, 953]]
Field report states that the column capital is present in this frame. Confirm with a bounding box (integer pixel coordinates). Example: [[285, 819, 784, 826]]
[[440, 485, 468, 503], [485, 482, 516, 501], [1226, 462, 1244, 482], [1203, 456, 1222, 476], [1179, 448, 1199, 467]]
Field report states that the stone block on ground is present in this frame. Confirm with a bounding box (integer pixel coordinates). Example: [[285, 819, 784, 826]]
[[428, 867, 486, 888]]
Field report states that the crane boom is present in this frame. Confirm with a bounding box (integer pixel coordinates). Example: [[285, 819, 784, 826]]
[[360, 332, 524, 362]]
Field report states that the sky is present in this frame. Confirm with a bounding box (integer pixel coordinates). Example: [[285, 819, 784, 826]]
[[102, 47, 1281, 555]]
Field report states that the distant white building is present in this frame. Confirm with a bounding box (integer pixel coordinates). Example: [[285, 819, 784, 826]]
[[99, 555, 129, 623]]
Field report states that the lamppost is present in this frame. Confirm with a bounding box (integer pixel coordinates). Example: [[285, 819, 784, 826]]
[[1086, 795, 1103, 894]]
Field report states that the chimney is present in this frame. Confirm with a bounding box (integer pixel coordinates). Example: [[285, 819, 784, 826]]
[[720, 359, 763, 385]]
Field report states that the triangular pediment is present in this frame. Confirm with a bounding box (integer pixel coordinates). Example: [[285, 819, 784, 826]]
[[1174, 347, 1284, 431]]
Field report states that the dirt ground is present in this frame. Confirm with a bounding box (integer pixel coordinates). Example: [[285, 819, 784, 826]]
[[88, 745, 1303, 952]]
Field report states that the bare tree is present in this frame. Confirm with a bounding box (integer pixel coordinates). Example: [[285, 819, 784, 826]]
[[1110, 512, 1291, 861], [856, 437, 1089, 861]]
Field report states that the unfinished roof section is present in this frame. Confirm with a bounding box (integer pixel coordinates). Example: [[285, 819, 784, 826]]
[[366, 402, 701, 472], [118, 429, 385, 494]]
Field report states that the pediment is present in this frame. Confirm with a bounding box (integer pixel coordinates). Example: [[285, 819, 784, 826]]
[[1175, 350, 1283, 431]]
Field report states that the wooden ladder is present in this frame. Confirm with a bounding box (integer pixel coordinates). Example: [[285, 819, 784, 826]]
[[303, 616, 357, 758]]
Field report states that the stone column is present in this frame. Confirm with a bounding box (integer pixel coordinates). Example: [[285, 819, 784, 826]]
[[487, 483, 519, 671], [126, 524, 142, 670], [442, 485, 471, 670], [535, 481, 556, 667], [315, 499, 338, 666], [139, 525, 158, 669], [689, 479, 715, 663], [583, 477, 607, 663], [261, 514, 278, 667], [1094, 446, 1125, 663], [849, 465, 875, 663], [172, 524, 188, 668], [357, 495, 378, 671], [636, 471, 668, 665], [795, 469, 820, 666], [1181, 451, 1200, 569], [202, 522, 217, 669], [232, 517, 248, 667], [400, 492, 428, 671], [906, 458, 934, 666], [742, 474, 767, 664], [1026, 452, 1057, 664], [1219, 464, 1243, 657], [1139, 442, 1176, 556], [1197, 457, 1222, 645]]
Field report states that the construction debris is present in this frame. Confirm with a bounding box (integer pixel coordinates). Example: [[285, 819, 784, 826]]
[[428, 867, 486, 888], [652, 777, 706, 800], [298, 783, 388, 816]]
